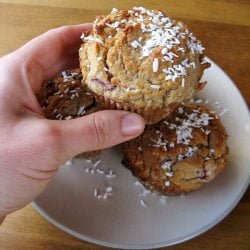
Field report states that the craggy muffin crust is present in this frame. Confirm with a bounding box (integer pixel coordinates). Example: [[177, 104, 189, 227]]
[[80, 7, 210, 123], [37, 68, 101, 158], [122, 103, 228, 195], [38, 68, 100, 120]]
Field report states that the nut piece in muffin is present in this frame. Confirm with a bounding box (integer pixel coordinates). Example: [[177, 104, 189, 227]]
[[37, 68, 101, 158], [122, 103, 228, 195], [80, 7, 210, 124]]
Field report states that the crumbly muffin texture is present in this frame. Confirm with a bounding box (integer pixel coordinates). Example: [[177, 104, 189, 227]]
[[38, 68, 100, 120], [122, 103, 228, 195], [80, 7, 210, 116]]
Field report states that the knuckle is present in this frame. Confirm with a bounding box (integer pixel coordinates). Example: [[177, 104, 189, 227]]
[[48, 26, 69, 36], [37, 122, 63, 161], [92, 114, 111, 146], [40, 122, 61, 141], [45, 27, 57, 36]]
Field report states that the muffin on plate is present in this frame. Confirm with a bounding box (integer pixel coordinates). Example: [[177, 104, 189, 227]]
[[37, 68, 101, 158], [122, 103, 228, 195], [79, 7, 210, 124]]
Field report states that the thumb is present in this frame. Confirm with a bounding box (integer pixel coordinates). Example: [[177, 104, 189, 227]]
[[47, 110, 145, 161]]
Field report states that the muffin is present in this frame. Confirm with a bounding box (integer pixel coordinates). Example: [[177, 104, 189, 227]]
[[37, 68, 101, 158], [122, 103, 228, 195], [37, 68, 101, 120], [80, 7, 210, 124]]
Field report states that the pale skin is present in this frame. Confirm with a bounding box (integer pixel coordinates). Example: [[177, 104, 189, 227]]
[[0, 24, 145, 224]]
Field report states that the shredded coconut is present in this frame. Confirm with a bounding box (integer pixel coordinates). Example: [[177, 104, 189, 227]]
[[140, 199, 148, 208], [83, 6, 206, 84], [65, 159, 73, 166], [150, 84, 160, 89], [161, 160, 172, 171], [165, 181, 170, 186], [84, 35, 104, 44], [219, 108, 228, 117], [152, 58, 159, 72], [77, 106, 86, 116]]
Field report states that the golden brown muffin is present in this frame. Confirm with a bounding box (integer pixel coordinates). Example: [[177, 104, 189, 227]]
[[122, 103, 228, 195], [80, 7, 210, 124], [37, 68, 101, 158]]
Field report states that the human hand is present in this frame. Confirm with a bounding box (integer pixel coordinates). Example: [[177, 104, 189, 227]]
[[0, 24, 145, 220]]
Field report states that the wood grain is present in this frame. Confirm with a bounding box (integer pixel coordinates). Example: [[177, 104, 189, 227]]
[[0, 2, 249, 105], [0, 0, 249, 26], [0, 1, 249, 249]]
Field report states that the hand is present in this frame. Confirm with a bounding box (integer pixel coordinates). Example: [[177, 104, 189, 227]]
[[0, 24, 145, 220]]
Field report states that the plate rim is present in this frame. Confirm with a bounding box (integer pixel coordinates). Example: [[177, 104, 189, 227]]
[[32, 57, 250, 249], [32, 179, 249, 249]]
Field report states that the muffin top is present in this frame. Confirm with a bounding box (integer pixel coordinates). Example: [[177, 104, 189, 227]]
[[80, 7, 210, 109], [37, 69, 100, 120], [122, 103, 228, 195]]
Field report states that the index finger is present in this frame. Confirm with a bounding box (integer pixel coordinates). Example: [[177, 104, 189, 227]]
[[21, 24, 91, 70], [16, 24, 91, 90]]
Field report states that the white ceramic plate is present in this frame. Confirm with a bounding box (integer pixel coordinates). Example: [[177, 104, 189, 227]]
[[33, 58, 250, 249]]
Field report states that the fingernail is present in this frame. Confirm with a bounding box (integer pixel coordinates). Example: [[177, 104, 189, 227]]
[[121, 113, 145, 136]]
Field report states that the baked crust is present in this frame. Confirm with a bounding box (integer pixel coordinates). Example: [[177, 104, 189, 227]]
[[80, 7, 210, 123], [37, 68, 100, 120], [122, 103, 228, 195]]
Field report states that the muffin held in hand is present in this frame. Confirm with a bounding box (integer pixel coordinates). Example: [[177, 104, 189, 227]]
[[37, 68, 101, 158], [80, 7, 210, 124], [37, 68, 100, 120], [122, 103, 228, 195]]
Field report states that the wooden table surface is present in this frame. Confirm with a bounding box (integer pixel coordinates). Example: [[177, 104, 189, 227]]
[[0, 1, 249, 249]]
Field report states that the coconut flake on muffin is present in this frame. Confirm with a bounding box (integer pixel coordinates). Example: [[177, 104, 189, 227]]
[[122, 103, 228, 195], [80, 7, 210, 124]]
